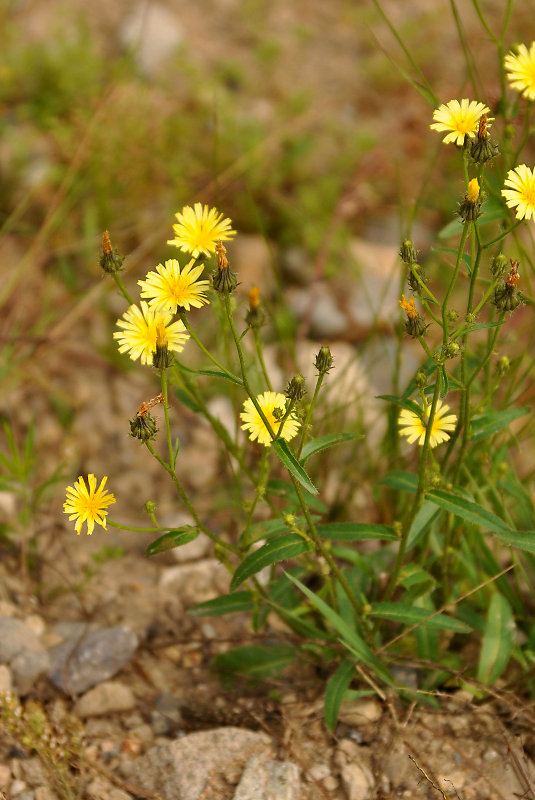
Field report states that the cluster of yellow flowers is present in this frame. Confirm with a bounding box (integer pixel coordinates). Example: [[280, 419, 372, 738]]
[[63, 204, 301, 534]]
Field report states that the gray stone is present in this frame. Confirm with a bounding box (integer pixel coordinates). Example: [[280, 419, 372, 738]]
[[0, 618, 50, 695], [131, 727, 273, 800], [0, 664, 12, 693], [119, 2, 184, 76], [47, 625, 138, 694], [150, 692, 184, 736], [233, 755, 301, 799], [73, 681, 136, 717], [286, 285, 348, 338]]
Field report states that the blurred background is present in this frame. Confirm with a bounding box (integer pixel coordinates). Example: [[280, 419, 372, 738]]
[[1, 0, 533, 541]]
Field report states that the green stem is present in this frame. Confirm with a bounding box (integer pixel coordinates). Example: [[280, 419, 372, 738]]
[[297, 373, 325, 458], [160, 367, 175, 470], [253, 329, 273, 390], [443, 223, 471, 346], [178, 311, 242, 384], [482, 219, 523, 250], [383, 377, 441, 600], [113, 273, 135, 305]]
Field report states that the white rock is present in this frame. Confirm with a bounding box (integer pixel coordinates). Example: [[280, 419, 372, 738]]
[[131, 728, 274, 800], [0, 764, 11, 792], [119, 2, 183, 76], [0, 664, 12, 693], [10, 779, 27, 797], [159, 559, 230, 603], [338, 698, 382, 726], [74, 681, 136, 717], [340, 762, 375, 800]]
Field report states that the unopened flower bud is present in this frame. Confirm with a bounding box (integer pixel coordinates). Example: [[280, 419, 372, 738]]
[[286, 374, 307, 401], [447, 309, 459, 322], [470, 113, 499, 164], [490, 253, 508, 278], [407, 264, 429, 292], [212, 241, 238, 294], [144, 500, 157, 515], [245, 285, 265, 328], [152, 322, 173, 369], [495, 356, 510, 377], [465, 312, 476, 324], [399, 294, 428, 338], [399, 239, 418, 265], [314, 345, 334, 374], [443, 341, 461, 359], [415, 371, 427, 389], [99, 231, 125, 274], [459, 178, 482, 222], [130, 412, 158, 442]]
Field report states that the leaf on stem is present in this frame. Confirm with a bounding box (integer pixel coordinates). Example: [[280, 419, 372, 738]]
[[272, 439, 318, 495], [146, 526, 200, 556], [230, 534, 313, 591], [299, 433, 363, 464]]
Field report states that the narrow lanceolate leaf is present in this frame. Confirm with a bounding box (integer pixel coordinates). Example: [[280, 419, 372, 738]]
[[324, 660, 355, 732], [146, 527, 199, 556], [316, 523, 398, 542], [470, 407, 531, 441], [286, 573, 394, 687], [174, 361, 242, 386], [377, 395, 424, 418], [379, 471, 418, 493], [369, 602, 471, 633], [477, 594, 514, 683], [272, 439, 318, 496], [406, 500, 440, 551], [189, 591, 255, 617], [230, 534, 312, 591], [214, 644, 296, 680], [299, 433, 363, 464], [493, 529, 535, 555], [425, 490, 511, 534]]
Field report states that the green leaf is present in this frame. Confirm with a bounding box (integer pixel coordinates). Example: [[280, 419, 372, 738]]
[[425, 489, 511, 534], [380, 471, 418, 493], [493, 529, 535, 555], [189, 591, 255, 617], [174, 361, 242, 386], [377, 395, 424, 418], [399, 566, 436, 591], [316, 523, 398, 542], [173, 388, 200, 413], [324, 660, 355, 732], [477, 594, 514, 683], [299, 432, 363, 464], [230, 534, 312, 590], [286, 573, 394, 687], [146, 526, 200, 556], [272, 440, 318, 496], [470, 407, 531, 441], [406, 500, 440, 550], [369, 602, 471, 633], [214, 644, 296, 682]]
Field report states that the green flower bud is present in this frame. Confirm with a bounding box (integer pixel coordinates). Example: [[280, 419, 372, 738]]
[[314, 345, 334, 374], [400, 239, 418, 265], [99, 231, 125, 274], [286, 374, 307, 401], [130, 413, 158, 442]]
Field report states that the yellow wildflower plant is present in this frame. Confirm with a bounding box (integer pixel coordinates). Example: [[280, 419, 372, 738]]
[[139, 258, 211, 313], [430, 99, 490, 145], [240, 391, 300, 447], [63, 474, 116, 535], [501, 164, 535, 220], [398, 399, 457, 448], [505, 42, 535, 101], [114, 301, 189, 365], [167, 203, 236, 258]]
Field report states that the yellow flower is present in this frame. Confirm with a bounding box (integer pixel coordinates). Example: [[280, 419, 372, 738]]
[[505, 42, 535, 101], [398, 399, 457, 448], [113, 301, 189, 365], [399, 294, 418, 319], [139, 259, 210, 313], [167, 203, 236, 257], [240, 391, 300, 447], [63, 474, 116, 535], [430, 99, 490, 145], [501, 164, 535, 220]]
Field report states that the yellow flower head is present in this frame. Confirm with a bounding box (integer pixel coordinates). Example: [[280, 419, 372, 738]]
[[113, 301, 189, 365], [240, 391, 300, 447], [139, 258, 210, 313], [430, 99, 490, 145], [399, 294, 418, 319], [63, 474, 116, 535], [398, 399, 457, 448], [167, 203, 236, 257], [501, 164, 535, 220], [467, 178, 480, 202], [505, 42, 535, 101]]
